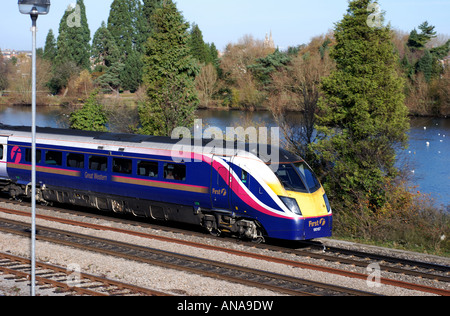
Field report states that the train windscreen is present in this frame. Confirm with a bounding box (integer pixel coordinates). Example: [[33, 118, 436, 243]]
[[274, 162, 321, 193], [293, 162, 321, 193]]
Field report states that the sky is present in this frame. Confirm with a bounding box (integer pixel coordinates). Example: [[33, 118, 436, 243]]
[[1, 0, 450, 52]]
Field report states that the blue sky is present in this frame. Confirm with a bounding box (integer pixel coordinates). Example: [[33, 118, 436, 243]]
[[1, 0, 450, 52]]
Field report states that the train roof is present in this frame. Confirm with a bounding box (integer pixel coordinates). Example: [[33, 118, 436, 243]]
[[0, 124, 303, 164]]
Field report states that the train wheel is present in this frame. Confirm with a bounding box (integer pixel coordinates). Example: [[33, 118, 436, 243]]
[[208, 227, 222, 237], [251, 229, 265, 244]]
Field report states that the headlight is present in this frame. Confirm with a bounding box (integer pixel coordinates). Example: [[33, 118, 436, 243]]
[[279, 196, 302, 216]]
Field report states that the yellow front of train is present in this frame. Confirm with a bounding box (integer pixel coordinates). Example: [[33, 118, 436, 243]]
[[269, 160, 333, 240]]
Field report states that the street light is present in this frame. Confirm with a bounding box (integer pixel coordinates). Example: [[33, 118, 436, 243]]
[[18, 0, 50, 15], [18, 0, 51, 297]]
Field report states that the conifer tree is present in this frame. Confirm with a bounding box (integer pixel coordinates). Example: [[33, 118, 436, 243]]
[[121, 50, 143, 92], [43, 29, 57, 63], [140, 0, 199, 136], [70, 90, 108, 132], [55, 0, 91, 70], [142, 0, 163, 34], [92, 21, 120, 69], [107, 0, 146, 91], [107, 0, 135, 57], [313, 0, 409, 212], [417, 49, 433, 83], [189, 23, 210, 64]]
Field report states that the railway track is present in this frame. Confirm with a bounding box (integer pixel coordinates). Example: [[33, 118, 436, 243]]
[[6, 202, 450, 284], [3, 198, 448, 276], [0, 217, 377, 296], [0, 252, 170, 296], [0, 202, 448, 296]]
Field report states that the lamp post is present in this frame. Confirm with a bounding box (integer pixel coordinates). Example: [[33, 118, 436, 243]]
[[18, 0, 50, 297]]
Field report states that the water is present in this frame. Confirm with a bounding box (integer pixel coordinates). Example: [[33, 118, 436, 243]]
[[1, 105, 449, 208], [399, 117, 450, 209]]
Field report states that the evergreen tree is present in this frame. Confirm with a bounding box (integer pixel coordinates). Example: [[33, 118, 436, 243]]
[[121, 50, 143, 92], [313, 0, 409, 212], [208, 43, 220, 69], [70, 90, 108, 132], [107, 0, 144, 57], [55, 0, 91, 70], [43, 29, 57, 63], [189, 23, 210, 64], [142, 0, 163, 34], [418, 21, 437, 42], [107, 0, 145, 91], [417, 49, 433, 83], [92, 21, 120, 68], [96, 62, 125, 94], [248, 49, 291, 87], [140, 0, 199, 136], [407, 21, 437, 51]]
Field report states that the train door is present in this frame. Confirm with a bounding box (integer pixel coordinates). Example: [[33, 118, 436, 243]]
[[211, 156, 231, 210], [0, 137, 8, 179]]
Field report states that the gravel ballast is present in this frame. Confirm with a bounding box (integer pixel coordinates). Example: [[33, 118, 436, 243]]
[[0, 202, 446, 296]]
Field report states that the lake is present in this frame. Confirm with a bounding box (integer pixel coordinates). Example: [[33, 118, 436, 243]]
[[1, 105, 449, 208]]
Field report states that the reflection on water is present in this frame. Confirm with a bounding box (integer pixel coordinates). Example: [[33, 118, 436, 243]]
[[0, 105, 448, 207], [0, 105, 69, 128]]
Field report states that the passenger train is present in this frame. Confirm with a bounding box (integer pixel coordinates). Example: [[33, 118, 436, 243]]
[[0, 125, 332, 242]]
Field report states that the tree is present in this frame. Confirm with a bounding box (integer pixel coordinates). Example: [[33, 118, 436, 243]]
[[107, 0, 139, 57], [96, 62, 125, 95], [8, 54, 52, 104], [107, 0, 146, 91], [417, 49, 433, 83], [142, 0, 163, 34], [313, 0, 409, 212], [268, 36, 334, 158], [140, 0, 199, 136], [248, 49, 291, 87], [70, 90, 108, 131], [0, 48, 10, 91], [407, 21, 437, 51], [188, 23, 210, 64], [121, 50, 143, 92], [196, 63, 218, 107], [55, 0, 91, 70], [208, 43, 220, 70], [92, 21, 120, 68], [43, 29, 57, 63]]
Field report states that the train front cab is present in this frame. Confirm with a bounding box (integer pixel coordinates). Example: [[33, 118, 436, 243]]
[[270, 161, 332, 241]]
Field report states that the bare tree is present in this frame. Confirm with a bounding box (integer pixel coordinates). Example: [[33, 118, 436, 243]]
[[195, 63, 218, 107], [269, 36, 334, 157]]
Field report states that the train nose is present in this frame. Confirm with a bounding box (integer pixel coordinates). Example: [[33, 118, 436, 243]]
[[303, 215, 332, 240]]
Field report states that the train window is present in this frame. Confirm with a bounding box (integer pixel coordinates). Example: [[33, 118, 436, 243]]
[[0, 145, 3, 160], [45, 151, 63, 166], [275, 164, 307, 192], [113, 158, 132, 175], [294, 162, 321, 193], [25, 148, 42, 164], [67, 153, 85, 169], [89, 155, 108, 172], [164, 163, 186, 181], [137, 161, 158, 178]]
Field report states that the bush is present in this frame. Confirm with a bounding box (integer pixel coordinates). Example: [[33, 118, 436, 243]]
[[332, 178, 450, 256]]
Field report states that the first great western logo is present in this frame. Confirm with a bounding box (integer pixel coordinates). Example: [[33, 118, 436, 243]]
[[308, 218, 326, 228]]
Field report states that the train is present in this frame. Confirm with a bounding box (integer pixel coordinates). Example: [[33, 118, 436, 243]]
[[0, 124, 332, 242]]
